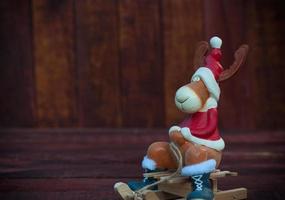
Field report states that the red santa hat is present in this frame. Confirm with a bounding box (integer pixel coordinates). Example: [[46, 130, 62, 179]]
[[191, 36, 223, 101], [207, 36, 224, 79]]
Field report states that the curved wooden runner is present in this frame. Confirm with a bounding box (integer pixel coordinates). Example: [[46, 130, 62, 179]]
[[142, 170, 247, 200]]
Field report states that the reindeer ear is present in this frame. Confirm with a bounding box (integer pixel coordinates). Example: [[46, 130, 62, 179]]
[[193, 41, 209, 71], [218, 44, 249, 82]]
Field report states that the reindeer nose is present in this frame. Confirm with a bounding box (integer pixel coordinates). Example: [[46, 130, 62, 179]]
[[175, 86, 191, 103]]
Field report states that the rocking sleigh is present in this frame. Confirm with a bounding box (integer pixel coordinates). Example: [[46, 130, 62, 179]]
[[115, 170, 247, 200], [115, 143, 247, 200], [114, 37, 249, 200]]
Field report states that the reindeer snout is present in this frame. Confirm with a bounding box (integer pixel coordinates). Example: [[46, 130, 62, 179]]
[[175, 86, 202, 113], [175, 87, 191, 103]]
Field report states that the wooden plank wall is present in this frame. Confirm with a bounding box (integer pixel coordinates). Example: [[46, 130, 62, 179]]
[[76, 0, 121, 127], [33, 0, 78, 127], [0, 0, 284, 130], [0, 0, 35, 127]]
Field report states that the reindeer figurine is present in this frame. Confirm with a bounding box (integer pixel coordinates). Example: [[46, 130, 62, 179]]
[[114, 36, 249, 200]]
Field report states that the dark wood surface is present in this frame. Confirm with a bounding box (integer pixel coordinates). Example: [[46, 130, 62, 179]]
[[0, 0, 285, 129], [0, 129, 284, 200]]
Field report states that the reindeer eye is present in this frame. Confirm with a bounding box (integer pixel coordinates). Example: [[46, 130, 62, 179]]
[[192, 76, 200, 82]]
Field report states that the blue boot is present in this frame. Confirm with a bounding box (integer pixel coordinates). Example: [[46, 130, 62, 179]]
[[187, 173, 214, 200], [127, 177, 157, 191], [127, 170, 159, 191]]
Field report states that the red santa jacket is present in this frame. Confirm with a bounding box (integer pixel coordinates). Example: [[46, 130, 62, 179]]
[[179, 105, 225, 151], [177, 38, 225, 151], [180, 108, 220, 140]]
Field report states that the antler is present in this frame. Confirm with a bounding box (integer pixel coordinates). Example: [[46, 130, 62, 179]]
[[218, 44, 249, 82], [193, 41, 209, 71]]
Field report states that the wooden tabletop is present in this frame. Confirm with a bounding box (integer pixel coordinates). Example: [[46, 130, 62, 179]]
[[0, 129, 284, 200]]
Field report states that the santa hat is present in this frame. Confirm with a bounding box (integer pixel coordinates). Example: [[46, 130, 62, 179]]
[[206, 36, 224, 79], [191, 36, 223, 101]]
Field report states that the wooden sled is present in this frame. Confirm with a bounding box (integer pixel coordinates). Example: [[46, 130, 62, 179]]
[[114, 170, 247, 200]]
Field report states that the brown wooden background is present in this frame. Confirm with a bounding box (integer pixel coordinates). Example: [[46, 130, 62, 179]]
[[0, 0, 284, 130], [0, 1, 285, 199]]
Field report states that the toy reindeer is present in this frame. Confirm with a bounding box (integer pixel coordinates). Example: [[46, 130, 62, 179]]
[[114, 37, 249, 200]]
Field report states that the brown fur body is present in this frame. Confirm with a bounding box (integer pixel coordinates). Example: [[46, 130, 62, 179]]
[[146, 80, 222, 170]]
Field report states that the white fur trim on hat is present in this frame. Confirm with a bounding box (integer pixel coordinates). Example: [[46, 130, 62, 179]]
[[142, 156, 156, 170], [180, 127, 225, 151], [181, 159, 216, 176], [191, 67, 220, 101], [210, 36, 222, 48]]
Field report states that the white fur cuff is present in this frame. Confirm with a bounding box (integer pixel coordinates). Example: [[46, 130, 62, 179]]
[[181, 127, 191, 137], [180, 127, 225, 151], [142, 156, 156, 170], [169, 126, 181, 135], [181, 159, 216, 176]]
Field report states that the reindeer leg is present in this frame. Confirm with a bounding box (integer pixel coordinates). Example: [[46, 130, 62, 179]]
[[126, 141, 178, 192], [181, 143, 222, 200], [146, 141, 178, 170]]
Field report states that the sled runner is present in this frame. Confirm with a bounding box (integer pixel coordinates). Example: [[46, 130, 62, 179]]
[[114, 170, 247, 200]]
